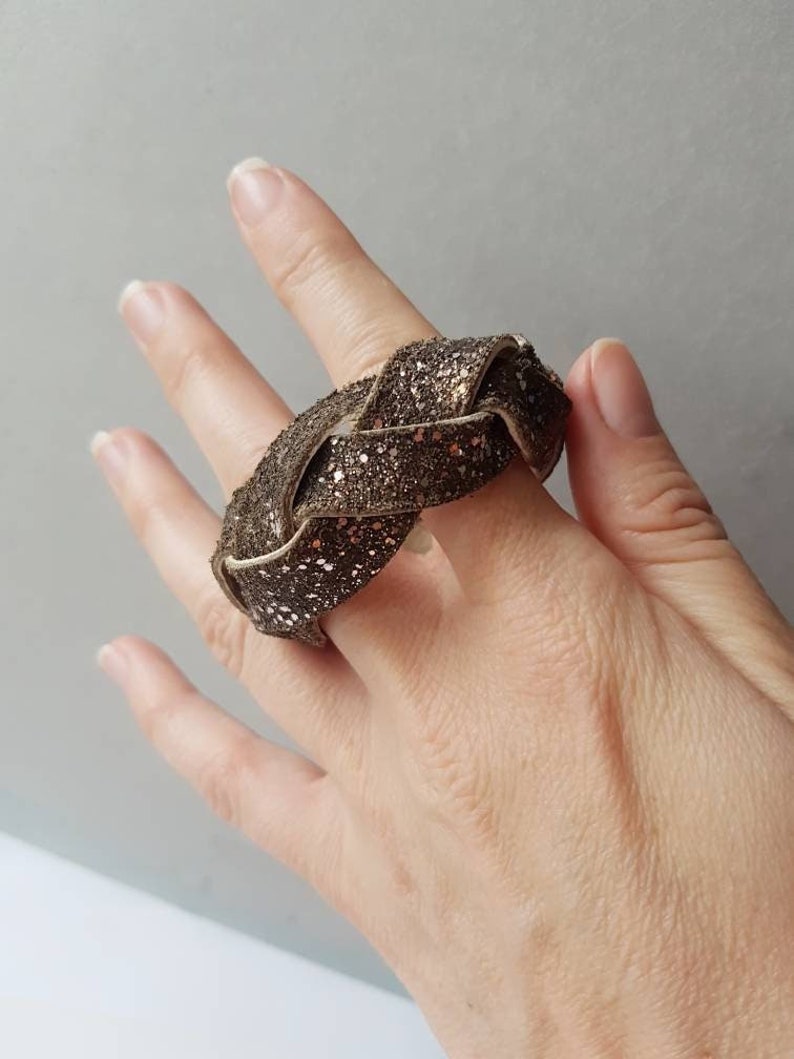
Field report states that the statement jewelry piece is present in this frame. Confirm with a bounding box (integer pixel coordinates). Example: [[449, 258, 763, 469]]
[[211, 334, 571, 645]]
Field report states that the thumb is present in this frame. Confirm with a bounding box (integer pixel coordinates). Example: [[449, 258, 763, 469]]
[[565, 338, 794, 702]]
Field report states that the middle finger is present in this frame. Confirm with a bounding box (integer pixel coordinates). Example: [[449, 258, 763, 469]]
[[227, 161, 576, 605], [226, 158, 439, 386]]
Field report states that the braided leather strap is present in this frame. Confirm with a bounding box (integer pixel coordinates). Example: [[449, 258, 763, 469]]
[[210, 333, 571, 645]]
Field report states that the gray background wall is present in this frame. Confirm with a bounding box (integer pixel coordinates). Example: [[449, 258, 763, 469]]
[[1, 0, 792, 993]]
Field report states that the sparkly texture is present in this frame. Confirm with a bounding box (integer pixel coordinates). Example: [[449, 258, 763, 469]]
[[210, 333, 571, 646]]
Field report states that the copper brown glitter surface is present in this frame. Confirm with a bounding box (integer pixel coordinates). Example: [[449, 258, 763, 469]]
[[210, 334, 571, 645]]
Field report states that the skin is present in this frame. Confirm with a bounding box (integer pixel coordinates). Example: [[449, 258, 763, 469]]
[[92, 160, 794, 1058]]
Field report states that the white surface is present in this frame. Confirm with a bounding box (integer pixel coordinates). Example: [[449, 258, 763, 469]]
[[0, 832, 444, 1058]]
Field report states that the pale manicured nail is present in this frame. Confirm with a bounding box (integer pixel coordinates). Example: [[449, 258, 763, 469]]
[[403, 520, 435, 555], [89, 429, 127, 489], [590, 339, 660, 439], [118, 280, 165, 344], [96, 642, 128, 687], [227, 158, 284, 227]]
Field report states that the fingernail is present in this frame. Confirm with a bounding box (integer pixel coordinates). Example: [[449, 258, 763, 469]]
[[118, 280, 166, 344], [89, 429, 127, 489], [590, 339, 660, 439], [227, 158, 284, 227], [403, 519, 435, 555], [96, 642, 128, 687]]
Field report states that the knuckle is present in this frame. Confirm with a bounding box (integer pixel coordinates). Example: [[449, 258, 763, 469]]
[[446, 762, 498, 837], [419, 732, 503, 847], [161, 338, 212, 408], [195, 590, 251, 681], [507, 545, 622, 680], [338, 316, 417, 382], [132, 493, 163, 552], [197, 734, 259, 829], [136, 692, 176, 749], [410, 703, 490, 818], [269, 229, 360, 307], [624, 459, 725, 542]]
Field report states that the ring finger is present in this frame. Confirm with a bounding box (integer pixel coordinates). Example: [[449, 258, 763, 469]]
[[90, 425, 365, 768], [118, 280, 294, 500]]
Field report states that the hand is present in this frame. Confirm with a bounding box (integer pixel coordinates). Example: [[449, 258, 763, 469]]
[[92, 160, 794, 1058]]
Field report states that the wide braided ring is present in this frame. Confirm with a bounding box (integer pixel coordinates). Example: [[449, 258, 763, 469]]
[[210, 333, 571, 646]]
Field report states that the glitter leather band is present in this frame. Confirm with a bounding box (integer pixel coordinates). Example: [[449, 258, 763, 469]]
[[210, 333, 571, 645]]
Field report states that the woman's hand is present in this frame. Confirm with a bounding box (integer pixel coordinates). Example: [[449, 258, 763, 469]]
[[92, 160, 794, 1058]]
